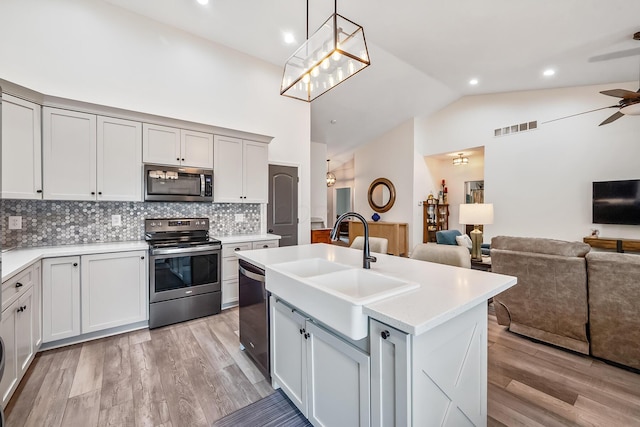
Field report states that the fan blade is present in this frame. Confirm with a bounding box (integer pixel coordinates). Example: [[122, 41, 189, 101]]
[[600, 89, 640, 99], [599, 111, 625, 126], [541, 105, 617, 125], [589, 47, 640, 62]]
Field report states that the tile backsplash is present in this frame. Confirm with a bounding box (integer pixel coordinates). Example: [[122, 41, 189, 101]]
[[1, 200, 261, 248]]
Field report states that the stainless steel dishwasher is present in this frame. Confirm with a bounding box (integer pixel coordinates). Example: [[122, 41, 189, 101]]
[[238, 259, 270, 381]]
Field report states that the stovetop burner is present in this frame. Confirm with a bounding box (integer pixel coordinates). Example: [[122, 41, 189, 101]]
[[144, 217, 220, 248]]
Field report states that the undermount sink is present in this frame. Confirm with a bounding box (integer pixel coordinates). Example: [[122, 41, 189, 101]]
[[265, 258, 419, 340]]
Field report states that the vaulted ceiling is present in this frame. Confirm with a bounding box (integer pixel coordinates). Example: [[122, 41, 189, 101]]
[[102, 0, 640, 161]]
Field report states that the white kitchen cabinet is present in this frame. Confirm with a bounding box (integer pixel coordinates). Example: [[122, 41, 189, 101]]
[[222, 239, 279, 309], [32, 261, 42, 349], [97, 116, 142, 201], [0, 262, 40, 409], [143, 123, 213, 168], [1, 94, 42, 199], [370, 304, 487, 426], [370, 319, 410, 427], [42, 256, 81, 342], [81, 251, 147, 333], [271, 298, 308, 413], [271, 297, 370, 426], [43, 107, 97, 200], [213, 135, 268, 203], [43, 107, 142, 201]]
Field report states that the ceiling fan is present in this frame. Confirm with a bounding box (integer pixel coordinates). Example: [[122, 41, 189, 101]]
[[543, 31, 640, 126]]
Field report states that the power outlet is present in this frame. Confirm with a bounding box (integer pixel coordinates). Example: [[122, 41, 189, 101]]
[[8, 216, 22, 230], [111, 214, 122, 226], [235, 214, 244, 222]]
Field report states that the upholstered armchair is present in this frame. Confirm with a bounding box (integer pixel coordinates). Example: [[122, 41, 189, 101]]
[[491, 236, 591, 354]]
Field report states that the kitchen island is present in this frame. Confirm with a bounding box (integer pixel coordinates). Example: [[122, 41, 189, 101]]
[[236, 243, 516, 427]]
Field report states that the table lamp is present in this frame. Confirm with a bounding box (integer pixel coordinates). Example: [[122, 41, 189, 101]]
[[459, 203, 494, 261]]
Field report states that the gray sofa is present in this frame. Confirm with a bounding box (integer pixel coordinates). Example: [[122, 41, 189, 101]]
[[491, 235, 640, 371]]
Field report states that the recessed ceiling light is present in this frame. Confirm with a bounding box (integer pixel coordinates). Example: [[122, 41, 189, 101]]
[[330, 119, 337, 124], [469, 79, 479, 86], [196, 0, 209, 4], [543, 69, 555, 77], [283, 33, 295, 44]]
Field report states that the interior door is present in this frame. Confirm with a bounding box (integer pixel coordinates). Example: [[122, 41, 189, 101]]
[[268, 164, 298, 246]]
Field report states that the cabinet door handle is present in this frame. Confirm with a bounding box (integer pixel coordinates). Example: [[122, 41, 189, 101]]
[[181, 158, 185, 161], [91, 191, 96, 195], [36, 189, 43, 193], [304, 333, 310, 339], [141, 256, 145, 260], [98, 191, 102, 195], [15, 282, 23, 288], [177, 157, 180, 161], [22, 305, 27, 311], [234, 247, 241, 251], [299, 328, 304, 335], [262, 245, 269, 248], [381, 330, 390, 340], [17, 307, 22, 313], [73, 263, 78, 267], [268, 229, 274, 233]]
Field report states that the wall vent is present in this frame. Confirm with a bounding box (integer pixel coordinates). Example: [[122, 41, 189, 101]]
[[494, 120, 537, 137]]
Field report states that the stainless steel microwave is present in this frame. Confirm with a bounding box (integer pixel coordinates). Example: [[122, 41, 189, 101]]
[[144, 164, 213, 202]]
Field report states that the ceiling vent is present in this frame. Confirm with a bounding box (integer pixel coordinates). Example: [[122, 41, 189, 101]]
[[494, 120, 537, 137]]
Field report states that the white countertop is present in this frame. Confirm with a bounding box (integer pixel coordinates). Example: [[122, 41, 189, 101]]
[[2, 241, 149, 282], [215, 234, 281, 244], [236, 243, 516, 336]]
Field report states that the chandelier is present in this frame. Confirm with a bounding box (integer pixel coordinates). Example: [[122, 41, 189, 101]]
[[280, 0, 371, 102], [453, 153, 469, 166], [326, 160, 336, 187]]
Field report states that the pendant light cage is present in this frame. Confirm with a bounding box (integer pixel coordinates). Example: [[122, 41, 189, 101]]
[[281, 8, 370, 102], [326, 160, 336, 187]]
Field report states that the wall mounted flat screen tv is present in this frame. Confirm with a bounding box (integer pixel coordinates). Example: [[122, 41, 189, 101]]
[[593, 179, 640, 225]]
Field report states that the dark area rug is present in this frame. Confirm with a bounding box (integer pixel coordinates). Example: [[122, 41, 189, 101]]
[[212, 389, 312, 427]]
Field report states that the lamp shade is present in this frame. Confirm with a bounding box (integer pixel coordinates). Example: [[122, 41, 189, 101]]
[[459, 203, 494, 225], [280, 13, 370, 102]]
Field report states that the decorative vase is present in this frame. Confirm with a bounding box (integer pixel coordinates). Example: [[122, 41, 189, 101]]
[[372, 213, 381, 222]]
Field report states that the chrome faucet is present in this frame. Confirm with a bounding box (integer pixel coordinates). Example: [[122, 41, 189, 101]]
[[331, 212, 376, 269]]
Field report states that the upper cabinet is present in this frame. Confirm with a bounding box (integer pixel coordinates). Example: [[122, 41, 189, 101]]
[[142, 123, 213, 169], [214, 135, 268, 203], [1, 95, 43, 199], [43, 107, 142, 201]]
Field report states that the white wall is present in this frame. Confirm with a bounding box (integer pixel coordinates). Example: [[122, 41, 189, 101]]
[[310, 142, 328, 226], [415, 82, 640, 242], [354, 119, 416, 247], [0, 0, 311, 243]]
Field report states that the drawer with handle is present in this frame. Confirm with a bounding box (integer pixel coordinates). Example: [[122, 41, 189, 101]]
[[222, 242, 253, 258], [2, 265, 34, 312], [252, 240, 279, 250]]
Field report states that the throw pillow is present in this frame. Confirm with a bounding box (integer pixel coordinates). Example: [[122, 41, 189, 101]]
[[456, 234, 472, 250]]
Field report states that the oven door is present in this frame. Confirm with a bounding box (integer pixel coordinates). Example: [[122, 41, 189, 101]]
[[149, 245, 221, 303]]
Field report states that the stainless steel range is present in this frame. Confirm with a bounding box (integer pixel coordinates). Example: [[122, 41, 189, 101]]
[[145, 218, 222, 329]]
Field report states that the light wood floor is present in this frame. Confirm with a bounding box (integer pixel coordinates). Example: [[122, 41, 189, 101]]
[[6, 306, 640, 426]]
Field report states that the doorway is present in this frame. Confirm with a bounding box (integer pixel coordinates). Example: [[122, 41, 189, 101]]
[[333, 187, 352, 244], [267, 164, 298, 247]]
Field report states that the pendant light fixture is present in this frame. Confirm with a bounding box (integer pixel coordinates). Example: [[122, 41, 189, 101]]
[[326, 159, 336, 187], [280, 0, 370, 102], [453, 153, 469, 166]]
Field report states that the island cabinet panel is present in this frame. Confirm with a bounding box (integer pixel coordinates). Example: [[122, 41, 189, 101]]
[[271, 298, 308, 415], [412, 302, 487, 426], [306, 321, 370, 427], [270, 297, 370, 426], [80, 251, 147, 333], [370, 320, 411, 427], [42, 256, 81, 342]]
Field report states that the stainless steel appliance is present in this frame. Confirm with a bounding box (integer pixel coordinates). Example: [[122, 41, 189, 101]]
[[146, 218, 221, 329], [144, 164, 213, 202], [238, 259, 270, 380]]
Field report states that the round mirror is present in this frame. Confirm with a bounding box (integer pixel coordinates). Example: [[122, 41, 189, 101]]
[[368, 178, 396, 213]]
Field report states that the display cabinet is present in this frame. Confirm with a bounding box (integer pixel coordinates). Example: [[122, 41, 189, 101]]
[[423, 203, 449, 243]]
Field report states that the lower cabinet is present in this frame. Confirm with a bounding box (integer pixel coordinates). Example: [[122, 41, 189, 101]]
[[271, 297, 370, 426], [81, 251, 147, 333], [43, 250, 148, 343], [222, 239, 278, 309], [370, 303, 488, 426], [1, 261, 41, 408]]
